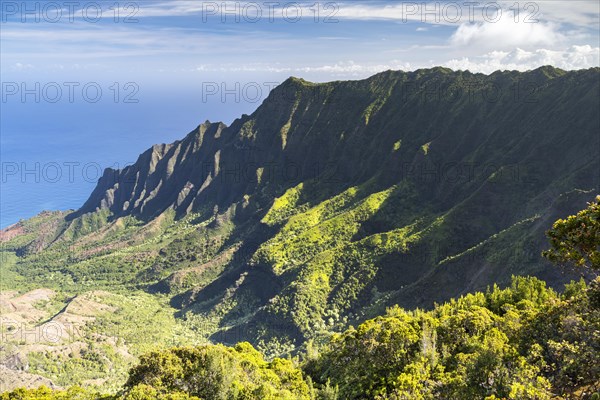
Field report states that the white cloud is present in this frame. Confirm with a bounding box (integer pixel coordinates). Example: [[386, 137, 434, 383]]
[[192, 46, 599, 78], [443, 45, 600, 73], [190, 61, 415, 77], [334, 1, 600, 27], [136, 1, 600, 29], [0, 25, 304, 61], [295, 61, 413, 75], [10, 62, 35, 71], [450, 15, 565, 51], [527, 1, 600, 28], [2, 1, 598, 81]]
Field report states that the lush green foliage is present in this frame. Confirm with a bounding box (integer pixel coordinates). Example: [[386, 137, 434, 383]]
[[544, 196, 600, 270], [308, 276, 600, 399], [2, 67, 599, 398], [3, 277, 599, 399], [124, 343, 311, 400], [0, 386, 109, 400]]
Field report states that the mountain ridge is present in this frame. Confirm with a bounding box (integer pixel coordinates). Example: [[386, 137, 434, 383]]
[[2, 65, 599, 354], [71, 66, 600, 222]]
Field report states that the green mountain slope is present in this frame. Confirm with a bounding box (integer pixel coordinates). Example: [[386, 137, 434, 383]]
[[4, 276, 599, 399], [1, 66, 598, 390]]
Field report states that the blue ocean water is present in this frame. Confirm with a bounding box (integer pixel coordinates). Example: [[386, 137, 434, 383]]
[[0, 82, 262, 228]]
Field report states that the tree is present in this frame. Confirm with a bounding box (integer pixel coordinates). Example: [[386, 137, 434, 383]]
[[124, 344, 311, 400], [543, 196, 600, 271]]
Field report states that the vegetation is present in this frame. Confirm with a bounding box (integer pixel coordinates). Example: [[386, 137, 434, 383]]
[[3, 276, 599, 399], [309, 276, 600, 399], [0, 386, 110, 400], [544, 196, 600, 270], [1, 67, 599, 398], [124, 343, 311, 400]]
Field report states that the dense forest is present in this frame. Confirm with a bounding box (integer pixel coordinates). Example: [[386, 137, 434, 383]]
[[3, 197, 599, 400], [3, 275, 598, 399]]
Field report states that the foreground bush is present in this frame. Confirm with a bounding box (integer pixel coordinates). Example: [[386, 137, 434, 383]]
[[124, 342, 311, 400], [307, 276, 600, 399], [3, 277, 598, 400]]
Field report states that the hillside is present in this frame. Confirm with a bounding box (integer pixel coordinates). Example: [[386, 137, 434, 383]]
[[1, 66, 599, 391], [3, 276, 599, 399]]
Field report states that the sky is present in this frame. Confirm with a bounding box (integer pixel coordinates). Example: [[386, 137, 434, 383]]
[[2, 1, 599, 81], [1, 0, 599, 226]]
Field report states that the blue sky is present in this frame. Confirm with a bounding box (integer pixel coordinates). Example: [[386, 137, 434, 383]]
[[0, 1, 599, 226], [2, 1, 599, 82]]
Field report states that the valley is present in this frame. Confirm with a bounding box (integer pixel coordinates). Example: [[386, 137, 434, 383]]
[[1, 67, 599, 398]]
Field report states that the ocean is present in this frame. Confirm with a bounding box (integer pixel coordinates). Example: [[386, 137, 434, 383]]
[[0, 83, 260, 228]]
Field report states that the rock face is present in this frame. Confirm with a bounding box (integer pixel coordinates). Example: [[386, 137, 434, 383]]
[[8, 66, 600, 345], [0, 366, 60, 393], [74, 121, 229, 219], [75, 67, 599, 225]]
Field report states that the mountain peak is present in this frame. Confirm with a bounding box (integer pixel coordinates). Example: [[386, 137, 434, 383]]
[[8, 68, 599, 362], [531, 65, 566, 79], [72, 67, 599, 227], [282, 76, 315, 86]]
